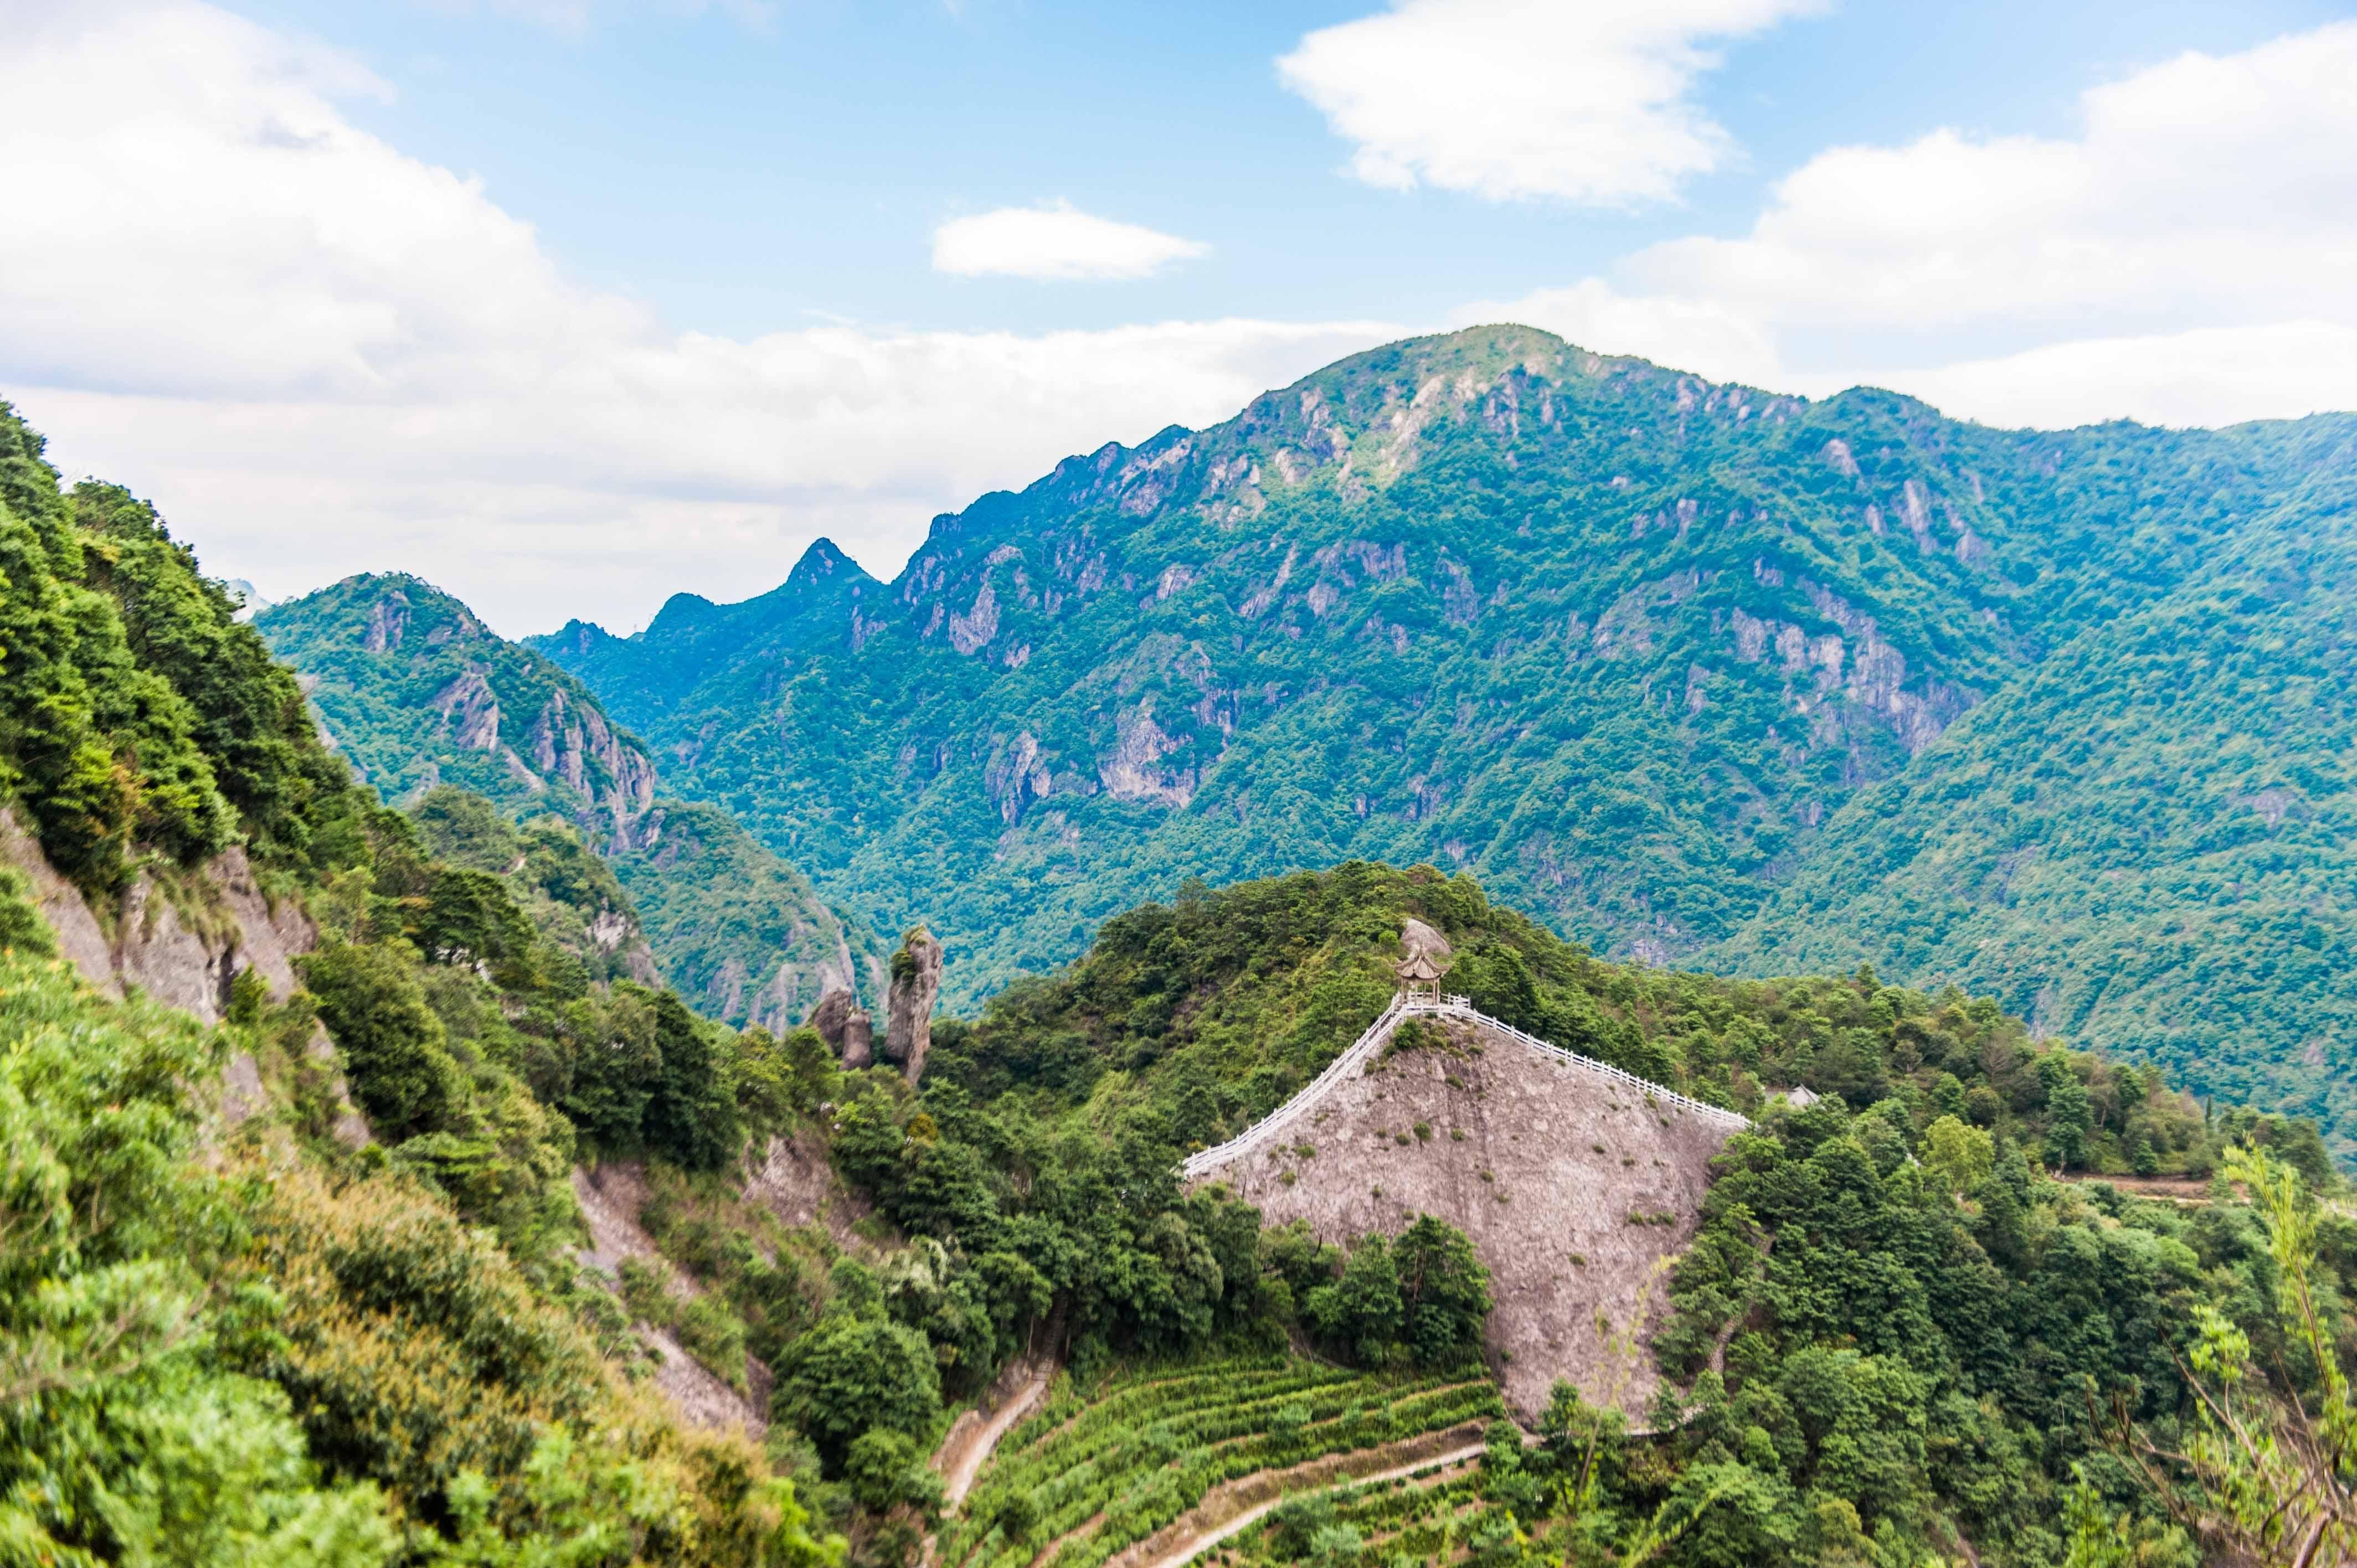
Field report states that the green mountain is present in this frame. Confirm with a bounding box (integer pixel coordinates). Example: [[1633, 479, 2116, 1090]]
[[530, 323, 2357, 1137], [259, 572, 657, 842], [3, 391, 2350, 1564], [260, 574, 883, 1024], [1717, 468, 2357, 1148]]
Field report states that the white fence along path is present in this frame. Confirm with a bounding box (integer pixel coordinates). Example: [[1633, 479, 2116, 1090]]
[[1180, 993, 1748, 1182]]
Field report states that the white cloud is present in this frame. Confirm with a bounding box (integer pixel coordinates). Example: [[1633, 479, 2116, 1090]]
[[932, 203, 1211, 281], [1877, 322, 2357, 431], [1277, 0, 1822, 204], [1628, 23, 2357, 332], [0, 4, 1384, 634], [1468, 21, 2357, 426]]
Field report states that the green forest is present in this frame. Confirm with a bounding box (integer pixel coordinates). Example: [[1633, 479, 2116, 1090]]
[[529, 325, 2357, 1149], [258, 576, 882, 1027], [4, 379, 2356, 1568]]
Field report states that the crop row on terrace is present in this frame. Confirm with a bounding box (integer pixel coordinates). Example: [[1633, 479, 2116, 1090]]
[[1211, 1462, 1514, 1568], [942, 1354, 1505, 1568]]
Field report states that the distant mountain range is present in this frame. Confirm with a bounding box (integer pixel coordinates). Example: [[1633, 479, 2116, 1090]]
[[508, 324, 2356, 1149], [250, 327, 2356, 1150]]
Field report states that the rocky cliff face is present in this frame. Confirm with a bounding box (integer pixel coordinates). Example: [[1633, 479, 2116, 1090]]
[[258, 574, 659, 848], [0, 807, 312, 1025], [264, 578, 881, 1024]]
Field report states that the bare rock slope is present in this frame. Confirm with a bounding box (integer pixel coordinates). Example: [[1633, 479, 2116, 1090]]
[[1189, 1002, 1743, 1420]]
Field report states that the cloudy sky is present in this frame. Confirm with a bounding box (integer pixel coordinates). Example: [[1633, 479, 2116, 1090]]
[[6, 0, 2353, 635]]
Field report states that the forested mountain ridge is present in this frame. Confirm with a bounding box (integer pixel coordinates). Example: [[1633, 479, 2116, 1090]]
[[531, 326, 2357, 1116], [261, 572, 658, 845], [1720, 449, 2357, 1152], [261, 574, 886, 1024]]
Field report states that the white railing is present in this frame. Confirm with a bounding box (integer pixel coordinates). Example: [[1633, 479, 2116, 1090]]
[[1419, 999, 1751, 1132], [1180, 992, 1748, 1182], [1180, 994, 1411, 1179]]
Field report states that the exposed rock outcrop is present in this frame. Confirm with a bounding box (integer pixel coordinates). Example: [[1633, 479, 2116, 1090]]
[[806, 986, 878, 1069], [0, 809, 313, 1025], [1190, 1007, 1741, 1420], [807, 988, 857, 1050], [842, 1007, 874, 1070], [883, 927, 943, 1084]]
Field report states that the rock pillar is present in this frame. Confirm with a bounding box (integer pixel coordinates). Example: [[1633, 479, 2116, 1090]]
[[841, 1008, 874, 1071], [883, 926, 944, 1086]]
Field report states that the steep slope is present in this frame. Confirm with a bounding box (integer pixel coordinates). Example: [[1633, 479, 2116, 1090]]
[[610, 797, 887, 1030], [0, 400, 846, 1560], [1187, 998, 1744, 1420], [263, 573, 883, 1021], [259, 573, 657, 844], [1715, 445, 2357, 1153], [533, 326, 2355, 1036]]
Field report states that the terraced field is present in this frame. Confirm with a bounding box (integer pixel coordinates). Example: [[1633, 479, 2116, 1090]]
[[941, 1355, 1506, 1568], [1207, 1461, 1517, 1568]]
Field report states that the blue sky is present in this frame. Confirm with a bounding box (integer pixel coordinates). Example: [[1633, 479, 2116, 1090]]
[[229, 0, 2332, 338], [4, 0, 2355, 633]]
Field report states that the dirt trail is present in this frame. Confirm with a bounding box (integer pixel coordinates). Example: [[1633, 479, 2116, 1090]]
[[1124, 1433, 1490, 1568], [940, 1358, 1057, 1505]]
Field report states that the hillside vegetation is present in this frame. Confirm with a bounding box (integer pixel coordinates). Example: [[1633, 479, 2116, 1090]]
[[0, 400, 842, 1561], [532, 326, 2357, 1148], [5, 389, 2355, 1564], [261, 572, 883, 1025], [1720, 472, 2357, 1153], [834, 860, 2344, 1565]]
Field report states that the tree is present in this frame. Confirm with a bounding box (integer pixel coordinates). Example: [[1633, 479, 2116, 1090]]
[[774, 1267, 941, 1472], [297, 939, 462, 1139], [414, 865, 536, 976], [1923, 1114, 1994, 1196], [640, 987, 739, 1171], [2040, 1054, 2093, 1169], [1306, 1235, 1405, 1366], [1393, 1214, 1493, 1366], [2112, 1146, 2355, 1565]]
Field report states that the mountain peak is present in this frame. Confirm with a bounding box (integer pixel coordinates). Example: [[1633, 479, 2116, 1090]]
[[786, 535, 878, 593]]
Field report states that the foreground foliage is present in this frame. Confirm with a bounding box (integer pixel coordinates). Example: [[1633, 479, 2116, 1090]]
[[0, 940, 839, 1566]]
